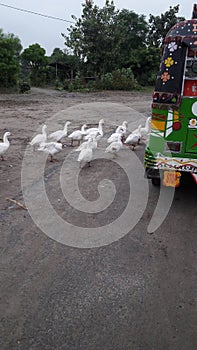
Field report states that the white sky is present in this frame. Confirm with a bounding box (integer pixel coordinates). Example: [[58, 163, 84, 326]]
[[0, 0, 193, 55]]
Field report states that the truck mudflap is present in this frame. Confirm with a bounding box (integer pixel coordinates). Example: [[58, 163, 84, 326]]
[[162, 171, 182, 187]]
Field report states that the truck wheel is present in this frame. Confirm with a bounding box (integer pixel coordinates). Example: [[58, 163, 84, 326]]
[[151, 178, 160, 186]]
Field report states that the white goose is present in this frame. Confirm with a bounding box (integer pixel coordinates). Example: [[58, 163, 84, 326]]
[[107, 130, 123, 143], [38, 141, 62, 162], [141, 116, 151, 140], [48, 121, 71, 142], [30, 124, 47, 150], [85, 119, 104, 138], [115, 121, 128, 135], [0, 131, 12, 160], [77, 137, 93, 167], [75, 133, 99, 152], [125, 125, 141, 150], [68, 124, 87, 146], [105, 133, 123, 157], [132, 117, 151, 140]]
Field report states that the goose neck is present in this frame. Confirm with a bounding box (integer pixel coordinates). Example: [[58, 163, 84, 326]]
[[42, 126, 47, 136], [64, 122, 70, 131], [98, 123, 103, 134], [81, 125, 87, 133], [3, 134, 9, 144]]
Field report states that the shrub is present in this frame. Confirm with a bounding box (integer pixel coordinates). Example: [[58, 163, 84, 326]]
[[19, 82, 31, 93], [54, 79, 64, 90], [64, 68, 139, 91], [100, 68, 138, 90]]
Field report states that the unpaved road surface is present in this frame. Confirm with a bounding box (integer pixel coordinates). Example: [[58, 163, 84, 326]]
[[0, 88, 196, 350]]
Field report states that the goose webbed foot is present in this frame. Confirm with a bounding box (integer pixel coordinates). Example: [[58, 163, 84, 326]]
[[50, 155, 58, 162]]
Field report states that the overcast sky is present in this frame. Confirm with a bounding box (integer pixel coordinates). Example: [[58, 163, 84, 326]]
[[0, 0, 192, 55]]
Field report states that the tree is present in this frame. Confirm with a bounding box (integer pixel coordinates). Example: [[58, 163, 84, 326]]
[[113, 9, 148, 69], [62, 2, 187, 88], [49, 48, 80, 82], [21, 43, 48, 86], [62, 1, 149, 78], [0, 29, 22, 89], [130, 46, 160, 86], [147, 5, 185, 47], [62, 0, 119, 76]]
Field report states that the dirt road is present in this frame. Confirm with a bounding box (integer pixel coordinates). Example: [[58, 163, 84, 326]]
[[0, 88, 196, 350]]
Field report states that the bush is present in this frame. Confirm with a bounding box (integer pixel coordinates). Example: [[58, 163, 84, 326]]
[[100, 68, 139, 90], [65, 73, 84, 92], [136, 71, 157, 86], [19, 82, 31, 93], [54, 79, 64, 90], [63, 68, 139, 91]]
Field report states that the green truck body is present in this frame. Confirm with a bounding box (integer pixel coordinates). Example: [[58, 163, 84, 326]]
[[144, 11, 197, 186]]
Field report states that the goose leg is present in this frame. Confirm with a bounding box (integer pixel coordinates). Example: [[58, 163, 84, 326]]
[[1, 155, 6, 161]]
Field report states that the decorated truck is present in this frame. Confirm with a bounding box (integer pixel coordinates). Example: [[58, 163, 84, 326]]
[[144, 5, 197, 187]]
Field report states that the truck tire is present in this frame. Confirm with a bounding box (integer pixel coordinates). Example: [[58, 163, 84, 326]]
[[151, 178, 160, 186]]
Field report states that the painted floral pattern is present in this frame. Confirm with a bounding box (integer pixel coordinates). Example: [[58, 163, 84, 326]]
[[161, 72, 171, 82], [168, 42, 178, 52], [164, 57, 174, 67], [189, 118, 197, 128], [193, 23, 197, 32]]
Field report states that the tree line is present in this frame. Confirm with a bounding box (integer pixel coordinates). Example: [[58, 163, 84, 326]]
[[0, 1, 184, 92]]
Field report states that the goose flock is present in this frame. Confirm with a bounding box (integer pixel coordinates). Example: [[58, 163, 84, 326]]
[[0, 116, 151, 167]]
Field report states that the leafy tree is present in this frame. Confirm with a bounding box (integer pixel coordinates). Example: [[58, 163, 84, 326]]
[[0, 29, 22, 89], [62, 1, 149, 79], [21, 43, 48, 86], [62, 0, 119, 76], [50, 48, 68, 65], [62, 1, 186, 88], [49, 48, 80, 82], [114, 9, 148, 68], [147, 5, 185, 47], [130, 46, 160, 86]]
